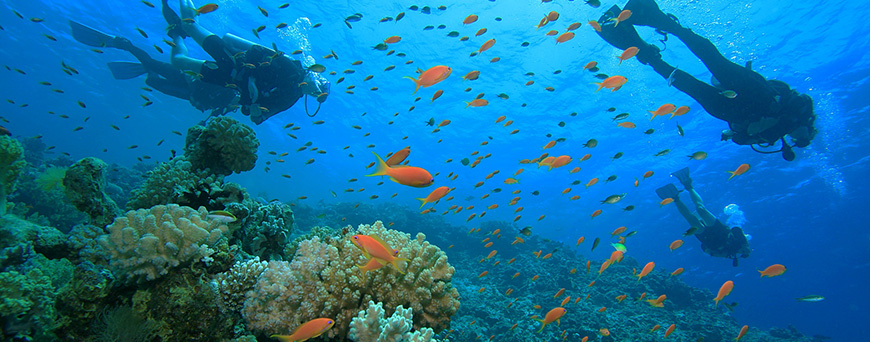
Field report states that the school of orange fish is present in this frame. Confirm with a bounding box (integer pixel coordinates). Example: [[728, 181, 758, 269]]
[[4, 1, 787, 340]]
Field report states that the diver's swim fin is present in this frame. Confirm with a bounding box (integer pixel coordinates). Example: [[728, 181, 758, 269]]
[[69, 20, 115, 48], [671, 167, 692, 189], [655, 183, 680, 200], [107, 62, 147, 80], [161, 0, 188, 39]]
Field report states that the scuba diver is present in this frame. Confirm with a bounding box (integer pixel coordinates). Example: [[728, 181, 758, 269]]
[[69, 21, 240, 116], [656, 167, 751, 267], [596, 0, 817, 161], [162, 0, 329, 124]]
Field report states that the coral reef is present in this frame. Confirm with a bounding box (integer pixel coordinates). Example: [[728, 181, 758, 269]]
[[63, 157, 121, 228], [349, 301, 441, 342], [126, 158, 248, 211], [0, 135, 26, 215], [96, 204, 232, 283], [184, 116, 259, 175], [233, 201, 296, 260], [215, 257, 269, 312], [240, 221, 460, 340]]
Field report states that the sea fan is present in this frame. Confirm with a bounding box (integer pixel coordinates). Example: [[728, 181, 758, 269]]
[[35, 166, 66, 192]]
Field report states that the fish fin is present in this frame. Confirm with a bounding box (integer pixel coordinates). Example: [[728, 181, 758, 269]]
[[593, 82, 604, 92], [727, 171, 735, 180], [368, 234, 394, 250], [416, 197, 428, 209], [403, 76, 420, 94], [391, 257, 410, 274], [758, 270, 765, 278], [365, 152, 390, 177], [107, 62, 147, 80]]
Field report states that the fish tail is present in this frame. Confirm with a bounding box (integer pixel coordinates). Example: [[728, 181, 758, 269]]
[[416, 197, 428, 209], [758, 270, 765, 278], [391, 257, 410, 274], [269, 335, 293, 342], [366, 152, 390, 177], [727, 171, 735, 180], [403, 76, 420, 94], [357, 264, 370, 281], [464, 101, 471, 108], [593, 82, 604, 92]]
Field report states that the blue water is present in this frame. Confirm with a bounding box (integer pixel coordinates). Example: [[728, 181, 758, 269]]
[[2, 0, 868, 340]]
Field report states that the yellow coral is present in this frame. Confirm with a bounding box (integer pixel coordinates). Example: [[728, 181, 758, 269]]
[[35, 166, 66, 192], [242, 221, 460, 339]]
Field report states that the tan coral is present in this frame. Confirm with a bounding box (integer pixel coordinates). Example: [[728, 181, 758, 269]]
[[97, 204, 229, 283], [241, 221, 460, 340]]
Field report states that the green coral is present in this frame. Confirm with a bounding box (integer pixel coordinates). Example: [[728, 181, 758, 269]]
[[35, 166, 66, 192], [63, 157, 121, 228], [184, 116, 259, 175], [0, 135, 25, 215], [0, 268, 61, 340], [126, 158, 223, 210]]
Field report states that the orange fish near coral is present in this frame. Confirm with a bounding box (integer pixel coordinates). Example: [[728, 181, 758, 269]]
[[664, 323, 676, 338], [669, 239, 683, 252], [594, 75, 627, 92], [351, 234, 410, 273], [404, 65, 452, 94], [736, 325, 749, 341], [366, 152, 434, 187], [647, 294, 667, 308], [270, 318, 335, 342], [416, 186, 450, 208], [728, 164, 751, 180], [714, 280, 734, 307], [637, 262, 655, 282], [759, 264, 787, 278], [534, 307, 567, 333], [671, 268, 684, 277]]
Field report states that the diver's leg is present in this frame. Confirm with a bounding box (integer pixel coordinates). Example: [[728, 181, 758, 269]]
[[645, 57, 733, 122], [673, 197, 703, 228], [170, 35, 206, 71], [688, 188, 718, 226], [145, 74, 191, 100], [178, 0, 215, 46]]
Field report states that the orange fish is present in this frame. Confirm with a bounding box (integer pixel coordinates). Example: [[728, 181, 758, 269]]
[[579, 154, 591, 162], [585, 178, 599, 188], [647, 294, 667, 307], [736, 325, 749, 341], [610, 10, 632, 27], [465, 99, 489, 108], [588, 20, 601, 32], [649, 103, 676, 120], [714, 280, 734, 307], [594, 75, 627, 92], [416, 186, 450, 208], [660, 198, 674, 207], [536, 16, 549, 29], [463, 14, 478, 24], [438, 120, 451, 127], [404, 65, 452, 94], [609, 251, 624, 264], [671, 268, 684, 277], [616, 294, 627, 302], [637, 262, 655, 282], [545, 30, 559, 36], [270, 318, 335, 342], [431, 89, 444, 103], [669, 239, 683, 252], [195, 3, 219, 15], [567, 22, 582, 31], [618, 46, 639, 65], [576, 237, 585, 246], [478, 39, 496, 54], [366, 152, 433, 187], [728, 164, 751, 180], [664, 324, 675, 338], [351, 234, 409, 273], [384, 36, 402, 44], [617, 121, 636, 128], [478, 271, 489, 278], [560, 296, 571, 306], [547, 11, 559, 21], [759, 264, 787, 278], [495, 115, 506, 123], [643, 170, 654, 179], [583, 61, 597, 70], [650, 324, 661, 333], [386, 147, 410, 166], [476, 28, 487, 36], [553, 288, 565, 298], [671, 105, 690, 118], [570, 167, 581, 174], [611, 226, 627, 236], [463, 70, 481, 81], [534, 307, 567, 333], [591, 209, 602, 219], [599, 328, 610, 336], [597, 307, 606, 313]]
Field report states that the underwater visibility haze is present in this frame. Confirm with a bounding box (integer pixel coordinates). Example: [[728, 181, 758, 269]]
[[0, 0, 868, 341]]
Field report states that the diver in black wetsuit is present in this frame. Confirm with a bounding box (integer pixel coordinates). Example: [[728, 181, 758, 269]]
[[69, 21, 241, 116], [163, 0, 330, 124], [657, 168, 751, 267], [596, 0, 817, 161]]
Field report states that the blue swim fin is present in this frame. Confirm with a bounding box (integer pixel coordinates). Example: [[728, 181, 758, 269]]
[[655, 183, 680, 200], [671, 167, 692, 189], [107, 62, 147, 80], [69, 20, 115, 47]]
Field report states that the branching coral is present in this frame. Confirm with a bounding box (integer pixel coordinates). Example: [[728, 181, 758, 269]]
[[96, 204, 231, 283], [241, 221, 460, 339], [349, 301, 442, 342], [184, 116, 259, 175]]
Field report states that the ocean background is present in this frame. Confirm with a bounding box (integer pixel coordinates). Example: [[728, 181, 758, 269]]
[[1, 0, 868, 341]]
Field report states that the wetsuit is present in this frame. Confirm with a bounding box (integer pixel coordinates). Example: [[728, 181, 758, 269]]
[[198, 36, 307, 124], [641, 25, 815, 148], [695, 220, 750, 266]]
